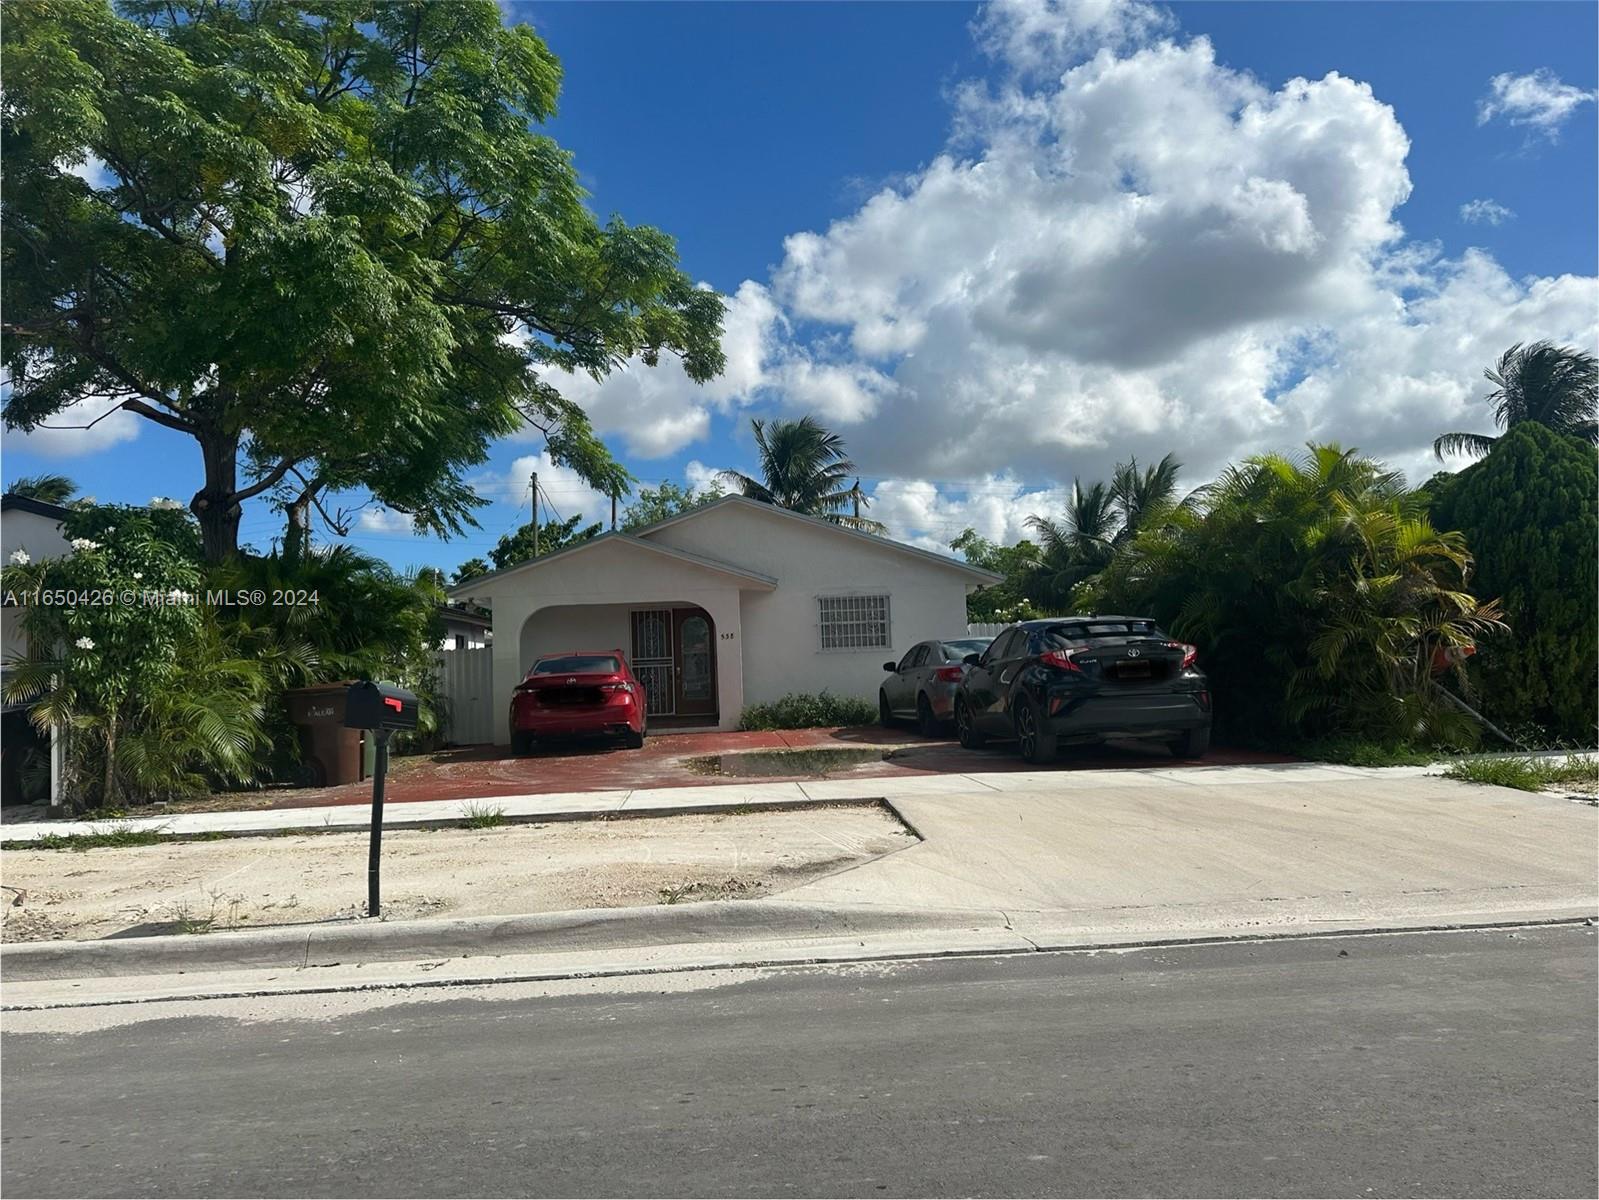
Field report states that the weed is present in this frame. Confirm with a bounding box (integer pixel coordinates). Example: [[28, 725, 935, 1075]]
[[460, 801, 508, 830], [16, 822, 169, 852], [1444, 754, 1599, 793]]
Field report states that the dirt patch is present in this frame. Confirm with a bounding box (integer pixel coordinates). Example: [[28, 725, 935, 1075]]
[[0, 806, 915, 943]]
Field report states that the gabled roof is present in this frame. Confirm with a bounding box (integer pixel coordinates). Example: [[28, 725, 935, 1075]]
[[1, 493, 72, 522], [445, 530, 779, 598], [631, 494, 1004, 585]]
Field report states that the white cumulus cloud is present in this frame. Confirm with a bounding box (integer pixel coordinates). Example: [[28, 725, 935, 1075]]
[[9, 394, 141, 458], [1477, 69, 1595, 138]]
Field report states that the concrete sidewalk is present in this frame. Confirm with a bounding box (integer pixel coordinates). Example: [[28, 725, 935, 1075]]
[[0, 759, 1434, 842], [3, 761, 1594, 1010]]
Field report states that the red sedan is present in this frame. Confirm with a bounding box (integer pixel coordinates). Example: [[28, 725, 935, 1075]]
[[509, 650, 647, 754]]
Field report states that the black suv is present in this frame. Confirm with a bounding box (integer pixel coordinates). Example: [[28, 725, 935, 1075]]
[[953, 616, 1212, 764]]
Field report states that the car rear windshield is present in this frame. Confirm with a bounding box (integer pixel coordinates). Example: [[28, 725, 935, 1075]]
[[1037, 620, 1163, 648], [531, 655, 620, 675], [942, 639, 991, 658]]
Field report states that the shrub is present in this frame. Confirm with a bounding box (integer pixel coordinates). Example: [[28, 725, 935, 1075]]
[[738, 692, 878, 731], [1078, 444, 1505, 748], [1431, 425, 1598, 744]]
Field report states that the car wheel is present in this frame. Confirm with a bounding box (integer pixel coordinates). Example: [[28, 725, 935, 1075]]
[[1171, 725, 1210, 759], [955, 698, 985, 749], [916, 694, 941, 738], [622, 726, 645, 750], [510, 731, 534, 756], [1016, 699, 1057, 765], [879, 691, 895, 728]]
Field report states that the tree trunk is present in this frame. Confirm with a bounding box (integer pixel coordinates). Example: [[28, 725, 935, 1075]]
[[283, 492, 313, 565], [102, 716, 117, 811], [192, 429, 243, 564]]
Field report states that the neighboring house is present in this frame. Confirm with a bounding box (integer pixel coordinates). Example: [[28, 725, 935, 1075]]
[[438, 605, 492, 651], [447, 494, 1001, 742], [1, 493, 72, 808]]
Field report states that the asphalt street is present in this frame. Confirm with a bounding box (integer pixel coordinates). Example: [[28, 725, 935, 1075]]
[[3, 925, 1594, 1198]]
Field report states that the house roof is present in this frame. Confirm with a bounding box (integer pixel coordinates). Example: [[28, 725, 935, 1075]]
[[437, 604, 493, 628], [445, 531, 780, 598], [632, 494, 1005, 585], [1, 493, 73, 522]]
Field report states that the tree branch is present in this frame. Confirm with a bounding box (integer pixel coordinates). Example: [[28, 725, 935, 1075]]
[[235, 457, 301, 503]]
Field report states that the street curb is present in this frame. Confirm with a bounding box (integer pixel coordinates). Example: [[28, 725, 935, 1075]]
[[0, 897, 998, 982], [4, 915, 1592, 1012]]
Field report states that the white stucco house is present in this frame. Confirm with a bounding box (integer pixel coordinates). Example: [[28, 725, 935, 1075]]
[[446, 495, 1001, 742]]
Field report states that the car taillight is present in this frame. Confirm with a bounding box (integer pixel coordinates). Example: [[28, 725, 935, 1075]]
[[933, 666, 963, 682], [599, 681, 634, 693], [1166, 641, 1198, 669], [1040, 650, 1082, 673]]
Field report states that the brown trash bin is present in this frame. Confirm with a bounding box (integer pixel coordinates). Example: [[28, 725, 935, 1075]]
[[284, 682, 367, 787]]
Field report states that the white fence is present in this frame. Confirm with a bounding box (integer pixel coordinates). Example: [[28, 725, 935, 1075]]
[[966, 623, 1006, 639], [436, 646, 495, 745]]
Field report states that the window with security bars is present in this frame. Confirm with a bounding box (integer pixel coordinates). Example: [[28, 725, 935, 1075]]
[[817, 594, 890, 651]]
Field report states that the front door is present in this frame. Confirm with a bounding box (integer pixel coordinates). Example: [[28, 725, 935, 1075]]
[[672, 608, 717, 717]]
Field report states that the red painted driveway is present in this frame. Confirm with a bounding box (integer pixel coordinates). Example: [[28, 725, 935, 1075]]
[[225, 726, 1297, 811]]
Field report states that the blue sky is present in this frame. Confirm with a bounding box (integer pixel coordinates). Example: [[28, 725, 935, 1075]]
[[6, 0, 1596, 573]]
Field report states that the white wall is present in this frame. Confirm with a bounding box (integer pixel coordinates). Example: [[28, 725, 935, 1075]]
[[1, 508, 71, 664], [647, 505, 973, 708], [519, 603, 631, 668]]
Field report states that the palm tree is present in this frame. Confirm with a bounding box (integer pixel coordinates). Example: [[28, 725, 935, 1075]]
[[1434, 341, 1598, 459], [720, 417, 886, 532], [1025, 481, 1118, 603], [1109, 453, 1182, 544], [6, 473, 77, 504]]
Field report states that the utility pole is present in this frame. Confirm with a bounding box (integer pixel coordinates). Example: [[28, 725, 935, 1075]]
[[611, 489, 618, 531], [530, 470, 539, 557], [852, 477, 861, 522]]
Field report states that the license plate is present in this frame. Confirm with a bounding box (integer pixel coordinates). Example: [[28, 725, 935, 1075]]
[[1116, 661, 1152, 679]]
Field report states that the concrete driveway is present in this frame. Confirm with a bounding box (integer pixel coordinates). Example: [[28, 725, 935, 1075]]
[[778, 768, 1598, 943]]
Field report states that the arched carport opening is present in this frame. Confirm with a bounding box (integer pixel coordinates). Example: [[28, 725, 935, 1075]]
[[520, 601, 719, 727]]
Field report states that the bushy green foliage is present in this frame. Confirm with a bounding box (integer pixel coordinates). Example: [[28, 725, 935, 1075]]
[[950, 530, 1054, 622], [211, 545, 447, 753], [1431, 424, 1598, 743], [737, 692, 878, 731], [489, 513, 603, 570], [622, 481, 724, 530], [1, 507, 299, 809], [1079, 445, 1505, 747]]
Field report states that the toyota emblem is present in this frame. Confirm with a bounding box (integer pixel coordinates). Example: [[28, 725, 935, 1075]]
[[1127, 649, 1141, 658], [566, 676, 577, 684]]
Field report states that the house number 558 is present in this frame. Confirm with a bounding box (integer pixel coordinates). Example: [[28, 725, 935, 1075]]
[[720, 632, 735, 640]]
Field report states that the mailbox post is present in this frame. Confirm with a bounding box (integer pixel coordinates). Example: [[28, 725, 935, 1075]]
[[343, 681, 419, 917]]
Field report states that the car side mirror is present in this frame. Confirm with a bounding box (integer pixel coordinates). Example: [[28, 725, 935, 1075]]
[[963, 653, 981, 667], [883, 661, 898, 673]]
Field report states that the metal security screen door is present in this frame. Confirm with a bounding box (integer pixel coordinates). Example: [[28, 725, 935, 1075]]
[[673, 610, 716, 717], [630, 609, 675, 716]]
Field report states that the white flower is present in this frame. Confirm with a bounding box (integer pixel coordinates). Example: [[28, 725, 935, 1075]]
[[103, 526, 115, 535], [132, 572, 143, 581], [70, 538, 100, 552], [8, 549, 29, 566], [74, 637, 95, 651], [149, 497, 183, 511]]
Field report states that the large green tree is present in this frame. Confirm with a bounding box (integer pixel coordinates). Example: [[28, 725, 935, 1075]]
[[3, 0, 724, 562], [1081, 445, 1506, 745], [720, 416, 884, 532], [1431, 423, 1598, 742], [621, 479, 723, 531], [487, 511, 601, 570], [1434, 341, 1598, 461]]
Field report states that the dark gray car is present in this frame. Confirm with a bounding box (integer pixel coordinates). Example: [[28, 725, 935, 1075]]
[[879, 637, 994, 735]]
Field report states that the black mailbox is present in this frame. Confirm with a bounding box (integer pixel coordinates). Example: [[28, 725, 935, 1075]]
[[343, 681, 418, 732]]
